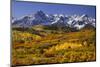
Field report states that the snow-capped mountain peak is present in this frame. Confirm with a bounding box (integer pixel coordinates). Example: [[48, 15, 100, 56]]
[[12, 11, 96, 30]]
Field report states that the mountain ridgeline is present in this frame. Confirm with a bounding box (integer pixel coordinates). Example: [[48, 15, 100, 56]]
[[12, 10, 96, 32]]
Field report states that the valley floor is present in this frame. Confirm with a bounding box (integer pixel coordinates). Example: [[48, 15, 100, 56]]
[[12, 27, 96, 66]]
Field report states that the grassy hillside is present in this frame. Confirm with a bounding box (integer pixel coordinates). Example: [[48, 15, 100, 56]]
[[12, 25, 96, 66]]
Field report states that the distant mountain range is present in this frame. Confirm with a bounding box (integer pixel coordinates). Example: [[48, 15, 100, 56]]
[[12, 10, 96, 30]]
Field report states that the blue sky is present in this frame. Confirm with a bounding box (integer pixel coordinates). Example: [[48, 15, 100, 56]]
[[12, 0, 96, 18]]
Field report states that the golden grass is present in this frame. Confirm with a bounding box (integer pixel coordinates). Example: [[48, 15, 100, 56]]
[[12, 28, 96, 66]]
